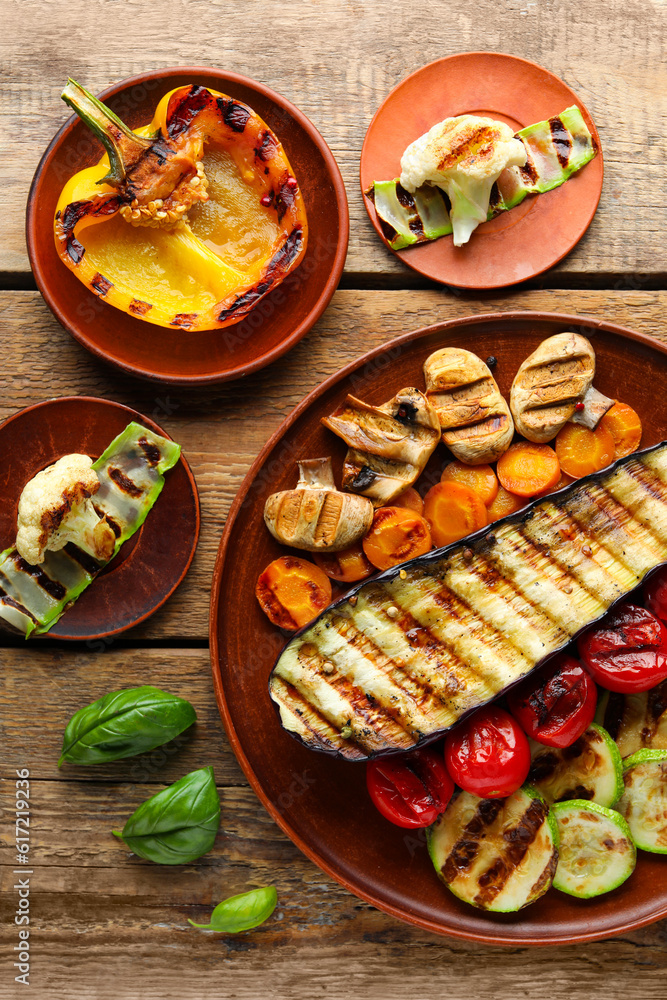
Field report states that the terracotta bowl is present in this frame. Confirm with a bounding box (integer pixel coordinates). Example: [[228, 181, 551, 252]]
[[0, 397, 199, 640], [360, 52, 603, 289], [211, 312, 667, 945], [26, 67, 348, 385]]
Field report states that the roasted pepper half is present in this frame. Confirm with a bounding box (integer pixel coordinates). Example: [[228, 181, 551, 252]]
[[54, 80, 308, 331]]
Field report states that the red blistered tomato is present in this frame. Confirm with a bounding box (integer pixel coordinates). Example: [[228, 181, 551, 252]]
[[644, 567, 667, 623], [507, 655, 597, 748], [444, 705, 530, 798], [366, 749, 454, 829], [578, 604, 667, 693]]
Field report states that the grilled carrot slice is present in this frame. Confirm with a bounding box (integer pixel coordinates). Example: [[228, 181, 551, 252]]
[[362, 507, 432, 570], [555, 423, 616, 479], [423, 481, 487, 547], [600, 401, 642, 459], [313, 542, 375, 583], [486, 485, 529, 522], [441, 461, 499, 506], [256, 556, 332, 630], [390, 486, 424, 516], [497, 442, 561, 497]]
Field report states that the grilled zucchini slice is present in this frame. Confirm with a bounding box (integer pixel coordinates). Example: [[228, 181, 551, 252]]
[[552, 800, 636, 897], [426, 786, 558, 912], [596, 683, 667, 759], [616, 749, 667, 853], [527, 724, 623, 807]]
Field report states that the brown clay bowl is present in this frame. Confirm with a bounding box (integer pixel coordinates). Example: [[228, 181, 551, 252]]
[[26, 67, 348, 385], [0, 397, 199, 640], [211, 312, 667, 944], [360, 52, 603, 289]]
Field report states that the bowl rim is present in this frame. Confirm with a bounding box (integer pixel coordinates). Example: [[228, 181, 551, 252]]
[[0, 394, 200, 639], [359, 50, 603, 290], [26, 66, 349, 386], [209, 310, 667, 946]]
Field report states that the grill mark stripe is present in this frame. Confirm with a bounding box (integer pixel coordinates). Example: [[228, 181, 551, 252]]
[[270, 676, 367, 759], [473, 797, 548, 907], [13, 556, 67, 601], [0, 589, 38, 623], [567, 483, 667, 570], [442, 798, 503, 883]]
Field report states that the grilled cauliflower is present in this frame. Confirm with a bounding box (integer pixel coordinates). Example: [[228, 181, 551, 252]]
[[16, 454, 116, 566], [399, 115, 527, 246]]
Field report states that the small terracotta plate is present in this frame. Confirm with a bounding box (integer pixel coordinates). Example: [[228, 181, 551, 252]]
[[360, 52, 603, 289], [27, 67, 348, 385], [211, 313, 667, 945], [0, 397, 199, 640]]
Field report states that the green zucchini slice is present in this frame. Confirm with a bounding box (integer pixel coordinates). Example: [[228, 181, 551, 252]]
[[552, 800, 636, 898], [527, 724, 623, 808], [596, 684, 667, 759], [616, 749, 667, 853], [427, 786, 558, 912]]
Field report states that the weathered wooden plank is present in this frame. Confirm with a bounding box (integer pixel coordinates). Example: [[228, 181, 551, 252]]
[[0, 647, 245, 783], [2, 0, 666, 277], [0, 289, 665, 641]]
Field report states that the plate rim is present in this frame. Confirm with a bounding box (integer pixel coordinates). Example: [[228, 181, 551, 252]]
[[210, 310, 667, 945], [26, 65, 349, 386], [0, 394, 200, 640], [359, 51, 604, 290]]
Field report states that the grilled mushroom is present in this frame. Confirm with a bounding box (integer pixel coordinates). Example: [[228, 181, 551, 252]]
[[321, 388, 440, 503], [264, 457, 373, 552], [423, 348, 514, 464], [510, 333, 613, 442]]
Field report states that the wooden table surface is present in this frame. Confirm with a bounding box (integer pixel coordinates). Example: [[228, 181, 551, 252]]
[[2, 1, 667, 997]]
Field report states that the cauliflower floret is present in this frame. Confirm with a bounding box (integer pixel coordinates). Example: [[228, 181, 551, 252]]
[[16, 454, 116, 566], [399, 115, 527, 247]]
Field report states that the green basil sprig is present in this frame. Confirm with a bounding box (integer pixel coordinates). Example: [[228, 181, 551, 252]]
[[188, 886, 278, 933], [113, 766, 220, 864], [59, 685, 196, 766]]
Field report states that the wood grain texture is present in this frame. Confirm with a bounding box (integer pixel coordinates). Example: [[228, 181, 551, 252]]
[[0, 289, 664, 641], [2, 0, 666, 277]]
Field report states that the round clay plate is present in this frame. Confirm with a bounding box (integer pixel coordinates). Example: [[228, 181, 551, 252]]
[[0, 397, 199, 640], [360, 52, 603, 289], [26, 67, 348, 385], [211, 312, 667, 945]]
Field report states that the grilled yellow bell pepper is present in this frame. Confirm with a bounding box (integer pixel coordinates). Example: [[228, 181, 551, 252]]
[[54, 80, 308, 331]]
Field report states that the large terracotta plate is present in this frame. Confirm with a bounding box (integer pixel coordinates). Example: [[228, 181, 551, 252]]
[[27, 67, 348, 385], [360, 53, 603, 289], [0, 397, 199, 640], [210, 312, 667, 945]]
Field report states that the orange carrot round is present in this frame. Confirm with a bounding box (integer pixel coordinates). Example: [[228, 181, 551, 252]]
[[486, 485, 528, 522], [600, 401, 642, 459], [423, 481, 487, 548], [441, 461, 499, 506], [256, 556, 332, 630], [362, 507, 432, 570], [555, 423, 616, 479], [390, 486, 424, 516], [313, 541, 375, 583], [496, 442, 561, 497]]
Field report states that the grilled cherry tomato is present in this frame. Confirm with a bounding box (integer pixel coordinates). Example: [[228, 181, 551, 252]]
[[366, 749, 454, 828], [444, 705, 530, 798], [507, 655, 597, 748], [644, 567, 667, 623], [578, 604, 667, 693]]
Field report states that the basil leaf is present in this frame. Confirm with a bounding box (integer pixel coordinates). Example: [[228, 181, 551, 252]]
[[188, 886, 278, 933], [59, 686, 196, 766], [113, 766, 220, 864]]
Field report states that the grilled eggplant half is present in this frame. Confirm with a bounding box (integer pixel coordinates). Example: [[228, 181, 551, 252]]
[[269, 441, 667, 761]]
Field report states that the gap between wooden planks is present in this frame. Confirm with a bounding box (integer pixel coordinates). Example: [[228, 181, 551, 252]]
[[0, 289, 664, 643]]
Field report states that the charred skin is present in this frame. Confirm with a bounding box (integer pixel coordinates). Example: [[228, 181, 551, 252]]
[[269, 441, 667, 761]]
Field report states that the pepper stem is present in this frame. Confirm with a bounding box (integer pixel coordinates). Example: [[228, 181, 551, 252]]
[[61, 78, 153, 187]]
